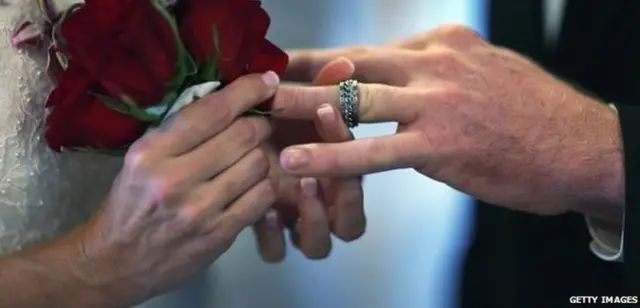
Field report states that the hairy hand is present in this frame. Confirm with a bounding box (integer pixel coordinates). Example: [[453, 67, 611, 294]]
[[273, 25, 624, 219]]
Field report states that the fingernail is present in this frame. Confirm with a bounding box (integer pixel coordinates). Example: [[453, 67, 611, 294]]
[[265, 209, 280, 229], [280, 148, 309, 170], [336, 57, 356, 71], [317, 104, 336, 124], [262, 71, 280, 88], [300, 177, 318, 198]]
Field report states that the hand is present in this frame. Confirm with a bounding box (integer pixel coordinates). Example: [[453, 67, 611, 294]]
[[272, 25, 624, 220], [253, 58, 366, 261], [75, 72, 279, 306]]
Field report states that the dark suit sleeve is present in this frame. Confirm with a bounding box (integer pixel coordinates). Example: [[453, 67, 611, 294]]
[[612, 103, 640, 293]]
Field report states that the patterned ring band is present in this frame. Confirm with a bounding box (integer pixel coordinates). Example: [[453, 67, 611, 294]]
[[338, 79, 360, 128]]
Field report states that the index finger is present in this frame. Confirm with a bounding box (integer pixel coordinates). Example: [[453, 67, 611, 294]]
[[285, 48, 408, 85], [147, 71, 279, 156], [272, 83, 420, 124], [280, 132, 428, 177]]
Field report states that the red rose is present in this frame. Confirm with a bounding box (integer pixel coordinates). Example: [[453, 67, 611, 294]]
[[43, 0, 287, 152], [59, 0, 179, 106], [46, 63, 146, 151], [45, 0, 188, 151], [178, 0, 288, 83]]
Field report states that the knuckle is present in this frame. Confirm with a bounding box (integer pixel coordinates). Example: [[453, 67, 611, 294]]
[[252, 117, 273, 140], [215, 101, 235, 124], [218, 173, 244, 196], [434, 83, 469, 101], [436, 24, 479, 40], [346, 45, 375, 57], [249, 148, 272, 177], [424, 45, 461, 65], [256, 179, 277, 206], [203, 94, 234, 125], [233, 118, 260, 148], [124, 142, 156, 173], [152, 175, 181, 205], [175, 203, 204, 229]]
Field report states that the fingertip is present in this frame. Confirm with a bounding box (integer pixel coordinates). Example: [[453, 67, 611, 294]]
[[254, 210, 286, 263], [261, 70, 280, 89], [279, 147, 311, 171], [317, 104, 337, 125], [333, 57, 356, 74], [313, 57, 355, 85], [300, 177, 318, 198], [264, 209, 282, 229], [303, 244, 332, 260]]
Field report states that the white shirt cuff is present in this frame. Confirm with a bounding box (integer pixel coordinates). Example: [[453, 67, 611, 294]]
[[585, 214, 624, 262]]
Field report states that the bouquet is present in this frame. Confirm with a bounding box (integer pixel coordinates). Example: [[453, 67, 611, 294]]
[[12, 0, 288, 153]]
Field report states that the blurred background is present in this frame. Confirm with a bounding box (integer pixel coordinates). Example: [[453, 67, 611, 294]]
[[143, 0, 485, 307]]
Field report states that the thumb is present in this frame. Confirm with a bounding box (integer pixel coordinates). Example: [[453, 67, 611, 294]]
[[313, 57, 355, 85]]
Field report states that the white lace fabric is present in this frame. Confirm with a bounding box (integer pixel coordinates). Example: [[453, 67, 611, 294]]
[[0, 0, 122, 256]]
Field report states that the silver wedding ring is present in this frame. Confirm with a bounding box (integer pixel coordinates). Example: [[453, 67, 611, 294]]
[[338, 79, 360, 128]]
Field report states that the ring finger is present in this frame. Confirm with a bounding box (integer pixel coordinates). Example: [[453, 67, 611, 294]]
[[181, 148, 270, 227], [293, 177, 332, 259], [314, 104, 365, 241]]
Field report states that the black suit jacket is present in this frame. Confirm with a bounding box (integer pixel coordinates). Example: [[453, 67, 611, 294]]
[[461, 1, 640, 307]]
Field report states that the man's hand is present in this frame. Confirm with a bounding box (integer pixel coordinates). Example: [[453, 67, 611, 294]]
[[253, 58, 366, 261], [272, 25, 624, 222]]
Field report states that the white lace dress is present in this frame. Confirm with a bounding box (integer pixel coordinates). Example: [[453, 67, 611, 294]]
[[0, 1, 211, 307], [0, 0, 121, 257]]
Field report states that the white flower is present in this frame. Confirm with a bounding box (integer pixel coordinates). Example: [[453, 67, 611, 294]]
[[155, 81, 221, 122]]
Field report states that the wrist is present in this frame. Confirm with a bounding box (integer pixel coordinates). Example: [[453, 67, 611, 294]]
[[572, 102, 625, 223], [51, 223, 130, 308], [0, 223, 130, 308], [600, 103, 625, 208], [69, 219, 153, 307]]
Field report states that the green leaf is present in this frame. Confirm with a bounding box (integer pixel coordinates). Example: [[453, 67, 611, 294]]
[[121, 99, 165, 122], [91, 92, 132, 115], [243, 108, 285, 117], [67, 144, 131, 156], [147, 90, 178, 117], [198, 25, 223, 82], [92, 91, 164, 122], [149, 0, 198, 117]]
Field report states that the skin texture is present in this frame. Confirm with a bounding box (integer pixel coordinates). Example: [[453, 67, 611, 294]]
[[272, 25, 625, 224], [254, 58, 365, 261], [0, 72, 280, 308]]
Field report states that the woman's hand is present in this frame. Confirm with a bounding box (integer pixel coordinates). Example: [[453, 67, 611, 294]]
[[272, 25, 624, 220], [77, 72, 280, 305], [253, 58, 366, 261]]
